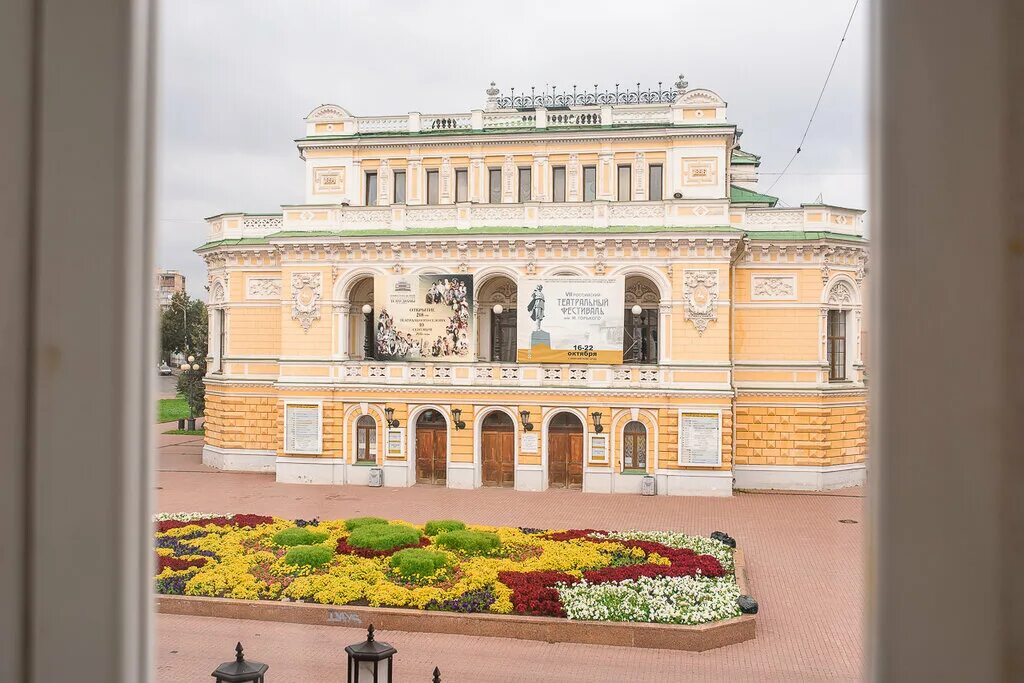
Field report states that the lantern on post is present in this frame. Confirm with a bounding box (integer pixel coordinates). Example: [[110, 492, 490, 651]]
[[211, 642, 268, 683], [345, 624, 397, 683]]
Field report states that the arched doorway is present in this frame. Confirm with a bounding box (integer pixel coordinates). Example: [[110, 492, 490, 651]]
[[415, 409, 448, 485], [481, 411, 515, 487], [476, 275, 517, 362], [346, 276, 375, 360], [547, 412, 584, 489]]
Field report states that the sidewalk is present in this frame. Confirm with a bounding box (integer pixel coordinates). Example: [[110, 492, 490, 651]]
[[155, 433, 865, 681]]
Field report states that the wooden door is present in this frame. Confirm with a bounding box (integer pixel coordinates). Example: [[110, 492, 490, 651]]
[[548, 413, 583, 489], [481, 413, 515, 487], [415, 410, 447, 485]]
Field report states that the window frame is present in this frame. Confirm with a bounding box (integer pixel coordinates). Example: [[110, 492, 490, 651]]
[[583, 166, 597, 202], [622, 420, 648, 471], [518, 167, 532, 202], [649, 164, 663, 201], [365, 171, 377, 206], [216, 308, 226, 373], [393, 170, 406, 204], [455, 168, 469, 203], [827, 309, 848, 381], [355, 415, 378, 463], [617, 165, 631, 201], [426, 169, 439, 205], [488, 168, 502, 203], [552, 166, 567, 202]]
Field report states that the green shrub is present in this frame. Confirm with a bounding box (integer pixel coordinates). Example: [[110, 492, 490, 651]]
[[272, 526, 329, 547], [424, 519, 466, 536], [347, 523, 422, 551], [390, 548, 450, 580], [434, 529, 501, 554], [344, 516, 389, 532], [283, 544, 333, 568]]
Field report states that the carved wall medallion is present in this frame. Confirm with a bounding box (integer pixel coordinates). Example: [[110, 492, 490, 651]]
[[683, 269, 719, 334], [246, 277, 281, 300], [625, 279, 660, 305], [291, 272, 322, 331], [751, 274, 797, 300]]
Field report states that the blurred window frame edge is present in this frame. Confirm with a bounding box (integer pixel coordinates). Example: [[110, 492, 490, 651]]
[[1, 1, 1021, 682]]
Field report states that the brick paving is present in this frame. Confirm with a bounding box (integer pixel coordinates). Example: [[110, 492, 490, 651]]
[[155, 434, 864, 681]]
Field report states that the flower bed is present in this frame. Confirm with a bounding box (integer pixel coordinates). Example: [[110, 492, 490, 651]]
[[153, 513, 743, 626]]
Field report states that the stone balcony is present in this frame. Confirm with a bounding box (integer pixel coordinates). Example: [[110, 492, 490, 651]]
[[205, 201, 865, 242], [267, 361, 733, 393]]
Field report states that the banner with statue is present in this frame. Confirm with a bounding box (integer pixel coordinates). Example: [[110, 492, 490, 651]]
[[516, 276, 624, 364], [373, 274, 474, 362]]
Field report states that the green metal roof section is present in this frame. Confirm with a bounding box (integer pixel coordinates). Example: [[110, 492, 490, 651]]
[[729, 185, 778, 207], [296, 121, 736, 143], [195, 226, 867, 252], [730, 149, 761, 165]]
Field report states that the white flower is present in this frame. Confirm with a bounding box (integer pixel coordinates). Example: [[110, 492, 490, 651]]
[[557, 575, 742, 625]]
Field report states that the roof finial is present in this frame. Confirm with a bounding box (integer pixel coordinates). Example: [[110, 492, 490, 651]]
[[674, 73, 688, 92], [235, 642, 245, 663]]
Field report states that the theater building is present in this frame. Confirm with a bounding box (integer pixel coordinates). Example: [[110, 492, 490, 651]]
[[197, 77, 868, 495]]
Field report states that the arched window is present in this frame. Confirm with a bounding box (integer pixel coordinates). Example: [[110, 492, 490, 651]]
[[623, 421, 647, 470], [355, 415, 377, 463]]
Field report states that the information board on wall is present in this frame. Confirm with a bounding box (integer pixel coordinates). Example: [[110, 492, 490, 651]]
[[285, 404, 321, 454], [678, 412, 722, 466], [374, 274, 474, 362], [516, 276, 624, 364], [520, 432, 539, 453], [590, 435, 609, 463], [386, 428, 405, 459]]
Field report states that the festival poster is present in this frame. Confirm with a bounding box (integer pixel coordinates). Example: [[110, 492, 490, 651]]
[[373, 273, 474, 362], [516, 276, 624, 364]]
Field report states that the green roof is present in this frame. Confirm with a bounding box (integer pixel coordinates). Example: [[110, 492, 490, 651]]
[[195, 225, 868, 252], [297, 121, 735, 143], [729, 185, 778, 207], [730, 149, 761, 165]]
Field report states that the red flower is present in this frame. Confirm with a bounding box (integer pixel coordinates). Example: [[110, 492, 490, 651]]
[[156, 514, 274, 533], [542, 529, 608, 542], [497, 570, 580, 617], [156, 555, 207, 572]]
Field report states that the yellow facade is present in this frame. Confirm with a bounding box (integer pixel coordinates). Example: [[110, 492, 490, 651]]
[[197, 80, 868, 494]]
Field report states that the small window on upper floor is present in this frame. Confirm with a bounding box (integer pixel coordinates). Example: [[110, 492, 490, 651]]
[[365, 172, 377, 205], [552, 166, 566, 202], [617, 165, 631, 201], [649, 165, 663, 200], [489, 168, 502, 203], [518, 167, 532, 202], [583, 166, 597, 201], [456, 169, 469, 203], [426, 170, 439, 205], [393, 170, 406, 204]]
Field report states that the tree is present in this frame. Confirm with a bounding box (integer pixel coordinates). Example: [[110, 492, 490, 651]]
[[160, 291, 208, 418], [160, 291, 208, 363]]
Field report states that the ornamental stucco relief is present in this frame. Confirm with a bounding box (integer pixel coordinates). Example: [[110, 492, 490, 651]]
[[826, 280, 855, 306], [291, 272, 322, 331], [246, 277, 281, 300], [683, 269, 719, 335], [751, 274, 797, 300]]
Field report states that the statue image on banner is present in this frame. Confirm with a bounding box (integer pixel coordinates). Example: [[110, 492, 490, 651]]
[[374, 274, 474, 361], [517, 276, 624, 364]]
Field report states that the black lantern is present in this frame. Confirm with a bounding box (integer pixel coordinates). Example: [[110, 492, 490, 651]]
[[384, 407, 399, 429], [211, 642, 268, 683], [345, 625, 397, 683], [519, 410, 533, 431], [591, 411, 604, 433], [451, 408, 466, 430]]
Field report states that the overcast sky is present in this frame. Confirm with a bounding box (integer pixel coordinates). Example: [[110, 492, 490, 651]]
[[156, 0, 868, 297]]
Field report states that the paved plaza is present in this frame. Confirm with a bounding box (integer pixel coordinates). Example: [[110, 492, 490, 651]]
[[155, 433, 865, 681]]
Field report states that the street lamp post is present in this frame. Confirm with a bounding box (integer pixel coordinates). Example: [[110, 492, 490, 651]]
[[179, 354, 201, 430], [362, 304, 374, 359]]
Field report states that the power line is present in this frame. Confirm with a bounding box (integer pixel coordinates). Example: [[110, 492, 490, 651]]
[[765, 0, 860, 194]]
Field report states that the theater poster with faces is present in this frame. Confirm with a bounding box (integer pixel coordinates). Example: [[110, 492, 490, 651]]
[[373, 274, 474, 362], [517, 276, 624, 364]]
